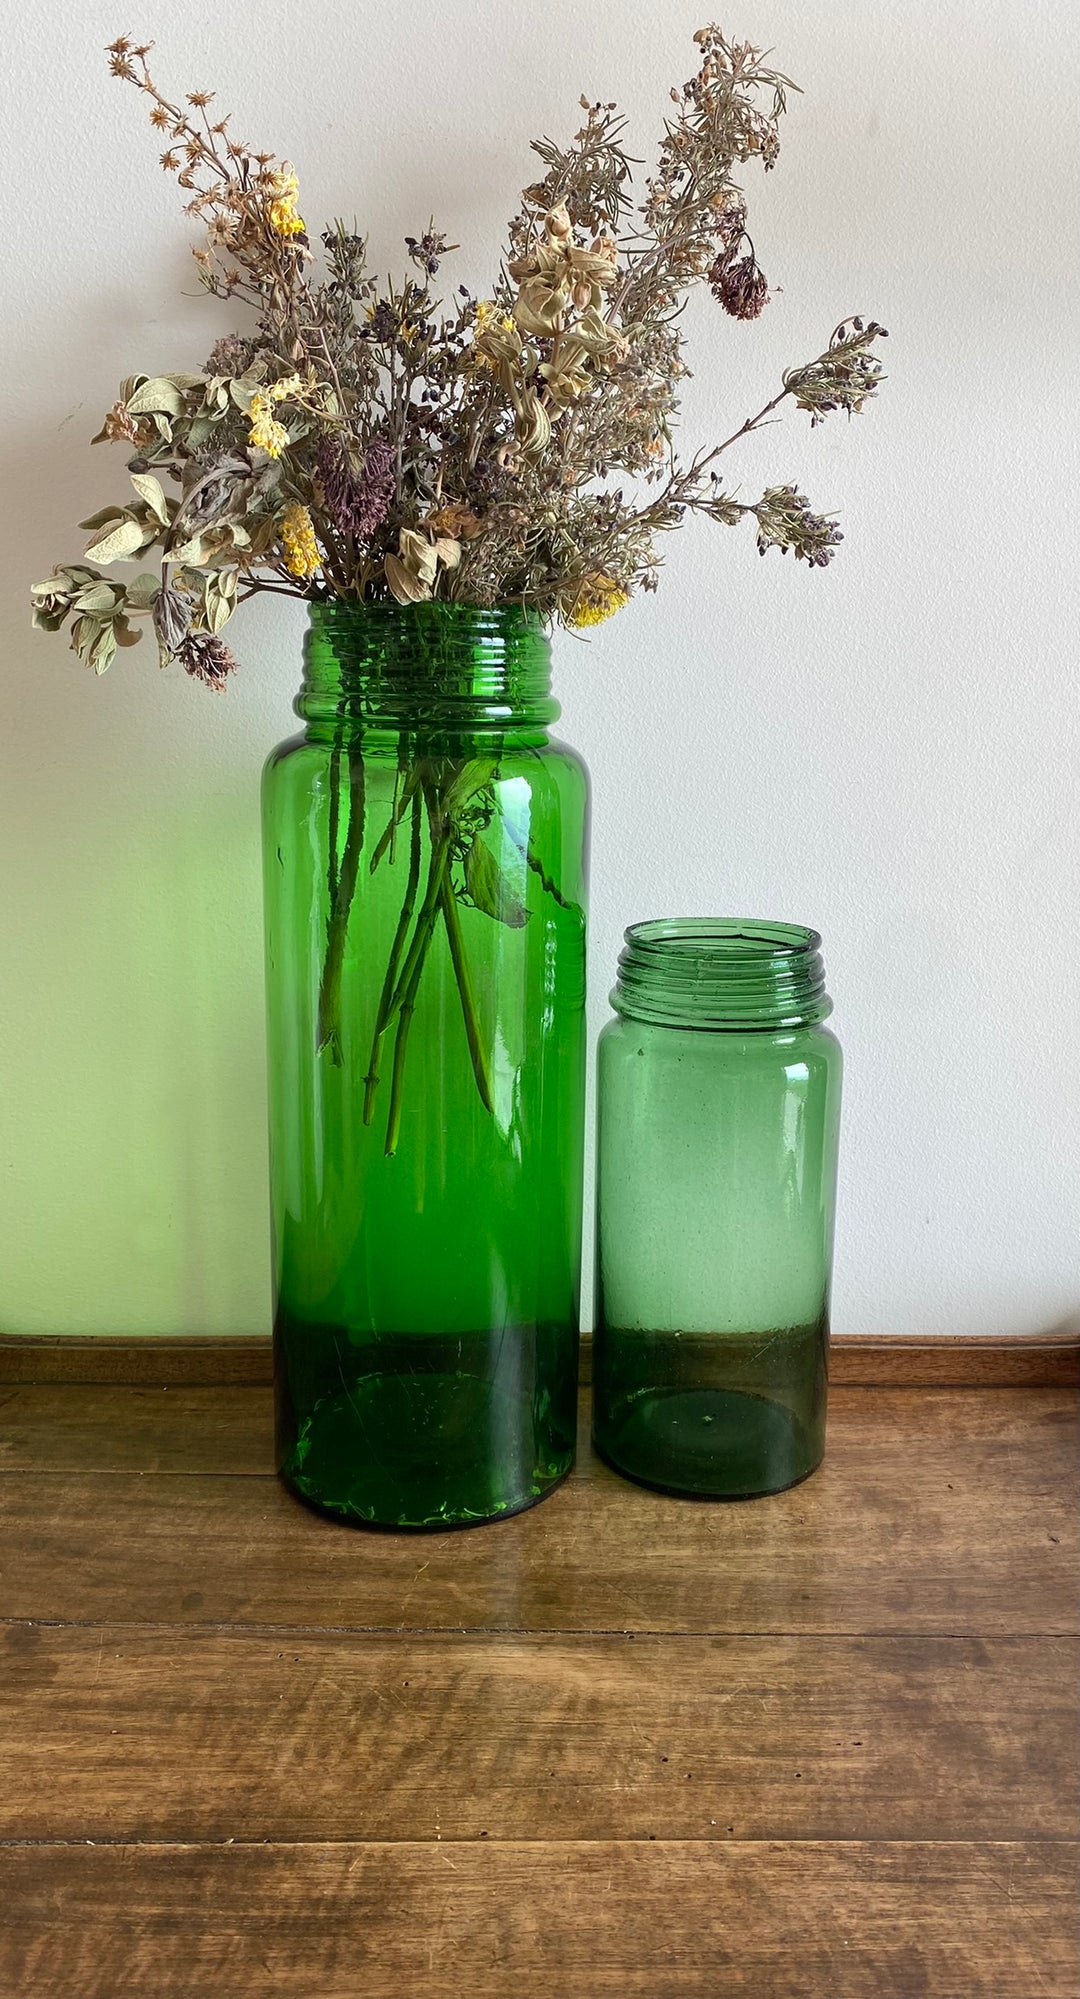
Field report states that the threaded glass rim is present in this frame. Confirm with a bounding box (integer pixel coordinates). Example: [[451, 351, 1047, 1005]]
[[297, 600, 557, 728], [611, 918, 832, 1030]]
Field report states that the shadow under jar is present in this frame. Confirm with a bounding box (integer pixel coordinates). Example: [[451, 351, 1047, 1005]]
[[592, 920, 842, 1499], [262, 602, 589, 1529]]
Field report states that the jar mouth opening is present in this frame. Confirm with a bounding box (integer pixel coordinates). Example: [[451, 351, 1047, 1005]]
[[614, 917, 831, 1029], [624, 918, 821, 962]]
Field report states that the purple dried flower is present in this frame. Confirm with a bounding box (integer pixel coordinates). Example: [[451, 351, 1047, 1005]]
[[713, 194, 747, 251], [317, 435, 395, 541], [405, 230, 451, 276], [204, 333, 255, 377], [712, 254, 770, 321], [364, 300, 399, 343], [753, 485, 843, 568], [178, 629, 239, 690]]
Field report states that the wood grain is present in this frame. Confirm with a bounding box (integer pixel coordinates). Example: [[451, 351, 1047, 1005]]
[[0, 1623, 1074, 1844], [1, 1381, 1076, 1997], [0, 1383, 272, 1474], [1, 1391, 1073, 1636], [2, 1330, 1077, 1387], [1, 1841, 1075, 1999], [2, 1379, 1075, 1473]]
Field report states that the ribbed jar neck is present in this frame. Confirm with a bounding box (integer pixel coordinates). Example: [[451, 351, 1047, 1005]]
[[612, 919, 832, 1031], [296, 601, 557, 734]]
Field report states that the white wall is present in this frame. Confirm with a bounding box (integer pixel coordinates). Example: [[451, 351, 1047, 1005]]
[[3, 0, 1078, 1339]]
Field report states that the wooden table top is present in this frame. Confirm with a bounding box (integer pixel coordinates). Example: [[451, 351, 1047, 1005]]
[[1, 1381, 1076, 1997]]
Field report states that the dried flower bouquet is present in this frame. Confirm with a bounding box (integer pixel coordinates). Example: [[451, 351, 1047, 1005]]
[[33, 28, 886, 1145]]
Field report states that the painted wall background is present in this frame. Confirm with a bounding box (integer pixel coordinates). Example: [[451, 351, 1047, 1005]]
[[3, 0, 1078, 1339]]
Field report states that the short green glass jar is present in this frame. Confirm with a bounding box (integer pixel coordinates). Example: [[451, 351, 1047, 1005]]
[[592, 920, 842, 1499]]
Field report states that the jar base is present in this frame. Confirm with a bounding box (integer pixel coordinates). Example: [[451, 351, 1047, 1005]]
[[593, 1385, 823, 1500], [277, 1358, 575, 1530]]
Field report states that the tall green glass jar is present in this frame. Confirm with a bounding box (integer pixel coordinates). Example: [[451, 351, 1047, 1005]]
[[592, 920, 842, 1499], [262, 602, 588, 1528]]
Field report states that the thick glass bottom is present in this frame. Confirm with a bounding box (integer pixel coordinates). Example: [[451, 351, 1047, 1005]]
[[591, 1321, 828, 1498], [275, 1317, 577, 1529], [594, 1385, 822, 1498]]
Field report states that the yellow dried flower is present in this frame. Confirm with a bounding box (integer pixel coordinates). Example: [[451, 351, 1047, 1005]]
[[269, 373, 302, 403], [248, 391, 289, 458], [267, 166, 306, 238], [279, 503, 321, 579], [566, 574, 630, 627], [469, 299, 517, 373], [270, 201, 307, 238], [474, 300, 512, 334]]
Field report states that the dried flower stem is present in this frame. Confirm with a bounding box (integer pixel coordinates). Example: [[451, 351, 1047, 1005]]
[[316, 739, 365, 1061], [363, 786, 423, 1125], [438, 857, 495, 1117]]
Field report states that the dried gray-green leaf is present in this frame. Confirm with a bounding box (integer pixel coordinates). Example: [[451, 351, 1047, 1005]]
[[169, 535, 206, 566], [31, 564, 101, 632], [70, 580, 124, 615], [125, 572, 161, 612], [124, 377, 187, 418], [30, 571, 78, 631], [228, 372, 265, 413], [84, 517, 148, 563], [129, 471, 170, 525], [78, 506, 126, 533], [203, 569, 239, 634], [70, 614, 119, 675]]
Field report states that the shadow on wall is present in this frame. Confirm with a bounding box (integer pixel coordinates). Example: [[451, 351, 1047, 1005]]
[[1041, 1313, 1080, 1343]]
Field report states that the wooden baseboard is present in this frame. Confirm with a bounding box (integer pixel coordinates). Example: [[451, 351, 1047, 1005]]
[[0, 1337, 272, 1387], [827, 1333, 1079, 1388], [0, 1331, 1076, 1389]]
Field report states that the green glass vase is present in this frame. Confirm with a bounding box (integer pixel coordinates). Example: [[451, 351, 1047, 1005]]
[[592, 920, 842, 1498], [262, 602, 589, 1527]]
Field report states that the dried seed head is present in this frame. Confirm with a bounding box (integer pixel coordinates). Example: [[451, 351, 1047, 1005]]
[[712, 254, 770, 320]]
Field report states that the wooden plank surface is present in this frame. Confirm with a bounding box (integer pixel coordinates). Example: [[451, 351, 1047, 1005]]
[[1, 1623, 1074, 1844], [1, 1841, 1075, 1999], [1, 1381, 1076, 1997], [1, 1390, 1073, 1635], [0, 1383, 273, 1474], [2, 1329, 1078, 1386]]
